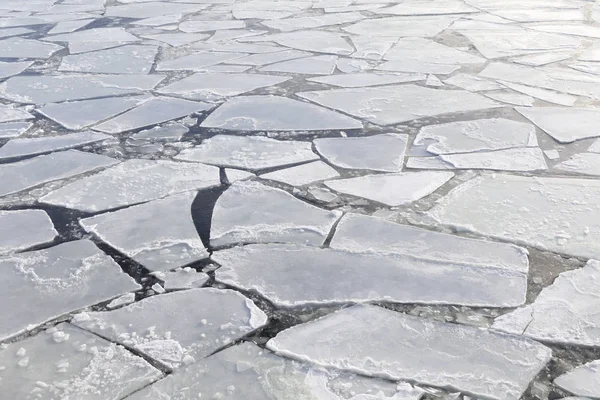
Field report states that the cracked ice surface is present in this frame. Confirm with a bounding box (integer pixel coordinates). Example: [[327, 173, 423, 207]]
[[268, 304, 552, 400]]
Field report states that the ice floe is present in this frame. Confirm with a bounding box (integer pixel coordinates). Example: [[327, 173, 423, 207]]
[[0, 103, 33, 123], [0, 121, 31, 138], [58, 45, 158, 75], [156, 51, 248, 71], [0, 209, 57, 255], [344, 16, 457, 37], [259, 55, 338, 75], [555, 153, 600, 176], [516, 107, 600, 143], [307, 73, 425, 88], [438, 148, 548, 171], [554, 360, 600, 398], [153, 268, 209, 291], [0, 131, 111, 160], [260, 161, 340, 186], [0, 37, 63, 58], [0, 61, 32, 80]]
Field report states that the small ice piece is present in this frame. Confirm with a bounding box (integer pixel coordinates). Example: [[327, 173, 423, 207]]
[[406, 156, 454, 170], [484, 91, 534, 106], [72, 288, 267, 369], [590, 139, 600, 153], [260, 161, 340, 186], [308, 73, 425, 88], [128, 341, 420, 400], [0, 37, 63, 58], [414, 118, 538, 155], [156, 51, 248, 71], [267, 304, 551, 400], [260, 55, 338, 75], [517, 107, 600, 143], [554, 360, 600, 397], [93, 97, 211, 134], [314, 134, 408, 172], [544, 149, 560, 160], [443, 73, 503, 91], [224, 169, 255, 183], [0, 150, 119, 198], [155, 269, 210, 290], [131, 123, 188, 141], [58, 45, 158, 75], [175, 135, 318, 171], [0, 323, 161, 400], [0, 103, 33, 123], [308, 187, 338, 202], [210, 181, 341, 247], [37, 95, 151, 130], [512, 52, 571, 67], [0, 132, 111, 160], [298, 85, 499, 125], [0, 240, 140, 340], [439, 148, 548, 172], [555, 153, 600, 176], [0, 210, 57, 255], [80, 192, 208, 272], [493, 260, 600, 347], [343, 16, 457, 38], [324, 172, 454, 206], [40, 159, 220, 213], [106, 293, 136, 310], [425, 75, 444, 87], [157, 73, 289, 101], [0, 122, 32, 138], [200, 96, 362, 131], [428, 174, 600, 259], [0, 61, 32, 80]]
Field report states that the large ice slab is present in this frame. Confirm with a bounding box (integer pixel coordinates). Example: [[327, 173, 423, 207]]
[[428, 174, 600, 259], [200, 95, 362, 131], [314, 134, 408, 172], [211, 181, 341, 247], [493, 260, 600, 347], [0, 210, 57, 255], [58, 45, 158, 74], [40, 159, 220, 212], [157, 73, 289, 101], [0, 240, 139, 340], [516, 107, 600, 143], [73, 288, 267, 368], [268, 304, 552, 400], [0, 131, 111, 160], [80, 192, 208, 272], [0, 37, 63, 58], [92, 97, 211, 134], [0, 150, 119, 198], [175, 135, 319, 171], [324, 172, 454, 206], [554, 360, 600, 397], [128, 341, 423, 400], [0, 323, 161, 400], [298, 85, 499, 125], [260, 161, 340, 186]]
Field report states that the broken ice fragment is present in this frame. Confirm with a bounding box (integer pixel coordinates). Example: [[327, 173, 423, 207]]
[[80, 192, 208, 272], [324, 172, 454, 206], [554, 360, 600, 398], [40, 159, 220, 213], [439, 148, 548, 172], [0, 323, 161, 400], [554, 153, 600, 176], [314, 134, 408, 172], [131, 122, 188, 141], [259, 55, 338, 75], [210, 181, 341, 247], [0, 210, 57, 255], [153, 268, 210, 291], [443, 73, 503, 91], [517, 107, 600, 143], [156, 51, 248, 71], [0, 132, 111, 160], [0, 103, 33, 123], [307, 73, 425, 88], [484, 91, 534, 106], [106, 293, 136, 310], [0, 240, 140, 340], [260, 161, 340, 186], [58, 45, 158, 75], [0, 61, 32, 80], [343, 16, 457, 37], [267, 304, 551, 400], [0, 121, 32, 138], [0, 37, 63, 58], [72, 288, 267, 368]]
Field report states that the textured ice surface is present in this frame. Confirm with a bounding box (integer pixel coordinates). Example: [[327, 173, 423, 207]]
[[73, 288, 267, 368], [315, 134, 408, 172], [517, 107, 600, 143], [0, 131, 111, 160], [0, 37, 63, 58], [200, 95, 362, 131], [128, 341, 424, 400], [260, 161, 340, 186], [0, 121, 31, 138], [0, 150, 119, 198], [0, 240, 140, 341], [211, 181, 341, 247], [494, 260, 600, 347], [429, 174, 600, 259], [0, 103, 33, 123], [298, 85, 499, 125], [153, 268, 210, 290], [213, 241, 527, 307], [324, 172, 454, 206], [439, 147, 548, 171], [555, 153, 600, 176], [176, 135, 319, 171], [80, 192, 208, 272], [0, 210, 57, 255], [268, 304, 551, 400], [41, 160, 220, 212], [554, 360, 600, 397], [0, 323, 161, 400]]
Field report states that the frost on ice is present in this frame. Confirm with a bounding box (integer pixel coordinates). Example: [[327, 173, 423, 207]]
[[40, 159, 220, 212], [493, 260, 600, 347], [210, 181, 341, 247], [72, 288, 267, 368], [324, 171, 454, 206], [428, 174, 600, 259], [128, 341, 423, 400], [0, 131, 111, 160], [0, 209, 57, 256], [0, 323, 161, 400], [175, 135, 319, 171], [268, 304, 551, 400], [554, 360, 600, 398], [0, 240, 140, 341], [80, 192, 208, 272]]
